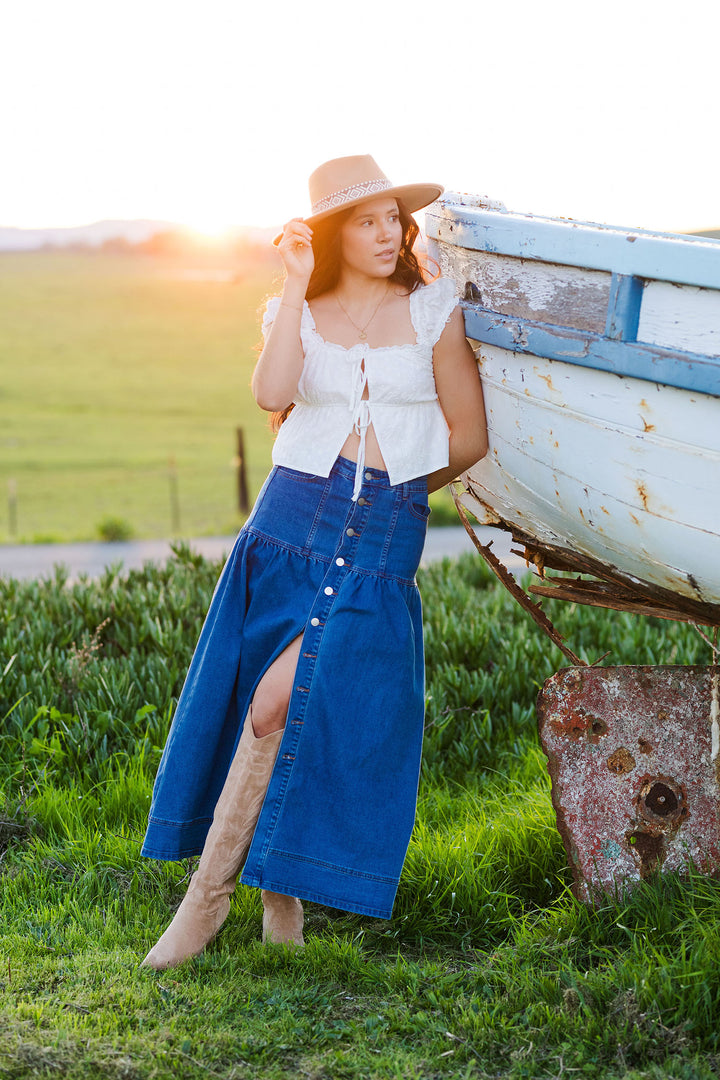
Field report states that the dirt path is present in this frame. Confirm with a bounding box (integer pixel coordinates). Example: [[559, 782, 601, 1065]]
[[0, 526, 527, 582]]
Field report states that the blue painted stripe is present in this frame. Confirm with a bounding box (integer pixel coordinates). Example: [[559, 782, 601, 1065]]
[[427, 203, 720, 290], [604, 274, 643, 341], [462, 306, 720, 397]]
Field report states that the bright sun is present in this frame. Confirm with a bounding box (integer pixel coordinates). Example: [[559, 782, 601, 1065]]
[[181, 217, 237, 243]]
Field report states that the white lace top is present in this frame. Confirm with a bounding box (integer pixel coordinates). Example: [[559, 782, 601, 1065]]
[[262, 275, 458, 500]]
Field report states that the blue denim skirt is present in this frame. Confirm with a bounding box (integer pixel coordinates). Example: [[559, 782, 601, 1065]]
[[141, 456, 430, 919]]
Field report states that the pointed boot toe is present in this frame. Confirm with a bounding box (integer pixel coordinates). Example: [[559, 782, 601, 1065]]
[[141, 715, 284, 970], [141, 891, 231, 970]]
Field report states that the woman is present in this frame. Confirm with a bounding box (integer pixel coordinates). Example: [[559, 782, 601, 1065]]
[[141, 155, 488, 969]]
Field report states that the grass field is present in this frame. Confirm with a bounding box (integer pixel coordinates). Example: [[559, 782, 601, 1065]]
[[0, 250, 279, 543], [1, 552, 718, 1078], [0, 251, 458, 545]]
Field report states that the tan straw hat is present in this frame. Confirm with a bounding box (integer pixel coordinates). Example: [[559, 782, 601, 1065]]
[[273, 154, 443, 244]]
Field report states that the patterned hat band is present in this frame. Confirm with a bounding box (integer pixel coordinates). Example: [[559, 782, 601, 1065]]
[[272, 156, 443, 244], [311, 178, 394, 216]]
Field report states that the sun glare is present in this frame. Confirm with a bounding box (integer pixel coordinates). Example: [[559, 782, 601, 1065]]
[[182, 218, 237, 244]]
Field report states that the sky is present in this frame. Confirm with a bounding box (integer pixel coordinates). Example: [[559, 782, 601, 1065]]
[[1, 0, 718, 236]]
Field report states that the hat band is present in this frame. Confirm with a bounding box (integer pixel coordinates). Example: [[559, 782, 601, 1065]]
[[311, 177, 393, 216]]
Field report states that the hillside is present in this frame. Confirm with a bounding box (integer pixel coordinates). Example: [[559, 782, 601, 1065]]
[[0, 220, 278, 251]]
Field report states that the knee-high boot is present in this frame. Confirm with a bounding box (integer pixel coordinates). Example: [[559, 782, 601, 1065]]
[[261, 890, 305, 946], [141, 712, 282, 970]]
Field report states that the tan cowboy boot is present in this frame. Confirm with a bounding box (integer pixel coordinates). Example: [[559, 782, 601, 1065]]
[[261, 890, 305, 947], [142, 713, 282, 970]]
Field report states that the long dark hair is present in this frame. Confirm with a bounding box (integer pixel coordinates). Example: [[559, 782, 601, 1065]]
[[270, 199, 430, 431]]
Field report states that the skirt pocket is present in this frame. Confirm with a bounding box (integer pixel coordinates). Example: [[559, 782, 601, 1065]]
[[407, 496, 431, 522]]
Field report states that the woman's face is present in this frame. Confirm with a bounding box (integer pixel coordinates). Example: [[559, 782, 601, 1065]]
[[338, 197, 403, 279]]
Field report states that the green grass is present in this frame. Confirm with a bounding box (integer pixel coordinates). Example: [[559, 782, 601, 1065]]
[[0, 251, 279, 542], [0, 251, 458, 543], [1, 553, 718, 1077]]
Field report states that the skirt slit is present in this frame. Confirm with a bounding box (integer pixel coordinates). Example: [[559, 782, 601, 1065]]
[[233, 620, 308, 748], [142, 457, 430, 918]]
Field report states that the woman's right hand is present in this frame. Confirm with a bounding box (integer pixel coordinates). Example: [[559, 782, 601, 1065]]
[[254, 219, 312, 412], [277, 218, 314, 281]]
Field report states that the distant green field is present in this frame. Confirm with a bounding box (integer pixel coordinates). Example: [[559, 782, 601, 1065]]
[[0, 251, 280, 542], [0, 251, 458, 544]]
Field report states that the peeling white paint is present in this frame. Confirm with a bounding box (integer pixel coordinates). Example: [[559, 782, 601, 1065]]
[[639, 281, 720, 357], [439, 199, 720, 623], [464, 346, 720, 608], [436, 243, 610, 334]]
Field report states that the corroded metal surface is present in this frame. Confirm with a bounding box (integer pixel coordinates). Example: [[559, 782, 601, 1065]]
[[538, 666, 720, 902]]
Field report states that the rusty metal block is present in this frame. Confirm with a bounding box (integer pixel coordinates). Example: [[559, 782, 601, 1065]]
[[537, 666, 720, 902]]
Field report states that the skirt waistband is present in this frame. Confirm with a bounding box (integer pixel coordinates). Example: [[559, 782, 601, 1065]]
[[246, 458, 430, 583], [330, 455, 427, 495]]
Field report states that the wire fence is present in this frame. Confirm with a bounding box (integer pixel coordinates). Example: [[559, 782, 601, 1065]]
[[1, 428, 267, 543]]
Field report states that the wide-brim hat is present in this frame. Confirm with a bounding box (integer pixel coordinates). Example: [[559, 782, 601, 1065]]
[[273, 155, 443, 245]]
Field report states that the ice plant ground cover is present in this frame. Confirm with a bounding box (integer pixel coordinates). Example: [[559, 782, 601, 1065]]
[[1, 551, 718, 1079]]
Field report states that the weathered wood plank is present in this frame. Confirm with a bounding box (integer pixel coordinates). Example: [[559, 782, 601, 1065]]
[[434, 192, 720, 625], [638, 281, 720, 358], [427, 196, 720, 289], [527, 579, 708, 624], [433, 240, 609, 333], [462, 344, 720, 608], [462, 306, 720, 396], [605, 274, 643, 341]]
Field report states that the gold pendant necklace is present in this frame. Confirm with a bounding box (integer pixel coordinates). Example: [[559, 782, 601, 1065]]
[[335, 286, 389, 341]]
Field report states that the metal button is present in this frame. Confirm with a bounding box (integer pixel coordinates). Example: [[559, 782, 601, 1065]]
[[336, 557, 345, 566], [324, 586, 334, 595], [346, 527, 357, 537], [310, 617, 320, 626], [357, 497, 368, 506], [364, 471, 373, 480]]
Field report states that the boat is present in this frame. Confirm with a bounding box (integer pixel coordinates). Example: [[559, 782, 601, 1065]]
[[425, 194, 720, 628]]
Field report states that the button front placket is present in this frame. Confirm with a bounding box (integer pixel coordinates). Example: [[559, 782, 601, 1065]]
[[240, 480, 375, 884]]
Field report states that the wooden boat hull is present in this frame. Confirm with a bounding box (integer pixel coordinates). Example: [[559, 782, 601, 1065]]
[[426, 196, 720, 626]]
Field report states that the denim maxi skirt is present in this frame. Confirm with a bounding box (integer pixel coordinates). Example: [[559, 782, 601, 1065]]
[[141, 455, 430, 919]]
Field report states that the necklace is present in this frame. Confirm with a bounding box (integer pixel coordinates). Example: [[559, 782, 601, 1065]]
[[334, 286, 389, 341]]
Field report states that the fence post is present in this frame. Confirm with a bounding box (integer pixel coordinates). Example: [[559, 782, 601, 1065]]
[[168, 456, 181, 533], [8, 478, 17, 538], [236, 428, 249, 514]]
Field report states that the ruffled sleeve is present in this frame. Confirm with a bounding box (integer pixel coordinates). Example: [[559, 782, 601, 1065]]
[[410, 276, 460, 348], [261, 296, 282, 341], [261, 296, 316, 342]]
